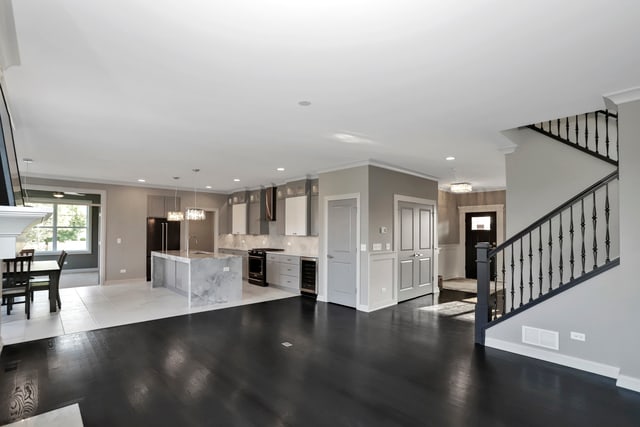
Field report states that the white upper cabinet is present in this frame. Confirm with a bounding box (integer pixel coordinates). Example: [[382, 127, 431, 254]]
[[232, 203, 247, 235], [285, 196, 308, 236]]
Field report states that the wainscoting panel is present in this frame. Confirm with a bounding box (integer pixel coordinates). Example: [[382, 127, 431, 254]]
[[368, 252, 397, 311]]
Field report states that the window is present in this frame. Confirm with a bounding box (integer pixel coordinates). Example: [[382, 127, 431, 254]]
[[24, 202, 90, 253], [471, 216, 491, 231]]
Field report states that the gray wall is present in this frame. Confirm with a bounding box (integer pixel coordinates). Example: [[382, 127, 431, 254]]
[[318, 166, 369, 306], [368, 166, 439, 251], [28, 177, 228, 282]]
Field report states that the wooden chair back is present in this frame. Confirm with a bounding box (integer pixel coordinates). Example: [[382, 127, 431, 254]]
[[3, 256, 33, 290]]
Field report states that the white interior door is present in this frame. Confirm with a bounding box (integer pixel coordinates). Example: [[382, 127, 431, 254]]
[[327, 198, 357, 307], [397, 201, 434, 301]]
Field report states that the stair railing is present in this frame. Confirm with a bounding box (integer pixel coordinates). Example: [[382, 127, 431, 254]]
[[475, 170, 619, 344], [527, 110, 618, 166]]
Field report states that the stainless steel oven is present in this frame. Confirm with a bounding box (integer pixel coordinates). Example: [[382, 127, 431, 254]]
[[248, 248, 283, 286]]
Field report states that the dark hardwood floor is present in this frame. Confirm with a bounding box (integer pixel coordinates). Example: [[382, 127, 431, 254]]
[[1, 293, 639, 426]]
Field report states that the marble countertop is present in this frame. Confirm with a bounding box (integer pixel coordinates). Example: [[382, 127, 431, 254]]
[[151, 250, 239, 261]]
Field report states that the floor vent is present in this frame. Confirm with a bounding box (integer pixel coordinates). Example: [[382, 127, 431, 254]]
[[522, 326, 559, 350]]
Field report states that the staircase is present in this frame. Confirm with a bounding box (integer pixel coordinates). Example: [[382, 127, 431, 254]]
[[475, 110, 620, 345]]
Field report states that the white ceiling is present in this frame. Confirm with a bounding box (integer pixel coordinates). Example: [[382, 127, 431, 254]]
[[4, 1, 640, 192]]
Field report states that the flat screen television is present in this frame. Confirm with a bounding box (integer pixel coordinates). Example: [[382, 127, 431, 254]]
[[0, 81, 24, 206]]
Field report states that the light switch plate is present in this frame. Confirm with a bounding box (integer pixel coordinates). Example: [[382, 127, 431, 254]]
[[372, 243, 382, 251], [360, 244, 367, 252], [385, 243, 391, 250]]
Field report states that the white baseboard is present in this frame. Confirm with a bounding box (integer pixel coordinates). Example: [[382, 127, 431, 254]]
[[361, 301, 396, 312], [317, 294, 327, 302], [63, 268, 99, 274], [485, 337, 621, 379], [617, 375, 640, 393], [104, 277, 147, 286]]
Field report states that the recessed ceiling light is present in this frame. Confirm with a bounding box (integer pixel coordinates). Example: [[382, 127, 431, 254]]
[[137, 179, 146, 183], [23, 158, 33, 164], [298, 101, 311, 107], [333, 132, 373, 144], [446, 156, 455, 161], [276, 167, 285, 172], [53, 192, 64, 198], [233, 178, 240, 182], [205, 185, 212, 189]]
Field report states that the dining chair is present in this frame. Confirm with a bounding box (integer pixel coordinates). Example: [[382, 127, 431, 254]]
[[30, 250, 67, 309], [2, 255, 32, 319]]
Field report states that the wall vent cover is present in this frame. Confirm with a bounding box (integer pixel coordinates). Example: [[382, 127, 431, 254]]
[[522, 326, 559, 350]]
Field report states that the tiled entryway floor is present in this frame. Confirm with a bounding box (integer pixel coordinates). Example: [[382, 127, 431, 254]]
[[1, 281, 297, 345]]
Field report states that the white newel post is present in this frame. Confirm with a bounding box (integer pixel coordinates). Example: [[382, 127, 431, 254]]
[[0, 205, 52, 352]]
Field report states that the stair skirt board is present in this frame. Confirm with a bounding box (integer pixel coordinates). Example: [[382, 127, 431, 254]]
[[485, 337, 627, 385], [617, 375, 640, 393]]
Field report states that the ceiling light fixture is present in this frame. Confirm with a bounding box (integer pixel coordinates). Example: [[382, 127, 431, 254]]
[[137, 179, 146, 183], [450, 182, 473, 193], [276, 168, 285, 172], [167, 177, 184, 222], [53, 192, 64, 198], [446, 156, 455, 161], [298, 101, 311, 107], [233, 178, 240, 182], [333, 132, 374, 144], [205, 185, 212, 189], [185, 169, 206, 221]]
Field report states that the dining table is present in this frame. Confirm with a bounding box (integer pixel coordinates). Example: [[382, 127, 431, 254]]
[[30, 260, 62, 313]]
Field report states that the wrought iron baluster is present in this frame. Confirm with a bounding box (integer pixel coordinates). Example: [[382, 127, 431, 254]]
[[559, 212, 563, 286], [581, 199, 586, 275], [594, 111, 599, 154], [528, 232, 533, 302], [584, 113, 589, 149], [548, 218, 553, 292], [592, 191, 598, 269], [605, 111, 610, 159], [519, 239, 524, 307], [502, 251, 506, 317], [548, 120, 552, 134], [570, 205, 575, 280], [493, 255, 498, 320], [565, 117, 570, 141], [510, 245, 515, 312], [575, 115, 579, 146], [605, 184, 611, 263], [557, 118, 561, 138], [538, 226, 543, 297]]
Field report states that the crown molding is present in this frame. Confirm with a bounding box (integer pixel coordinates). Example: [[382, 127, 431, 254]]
[[603, 87, 640, 111]]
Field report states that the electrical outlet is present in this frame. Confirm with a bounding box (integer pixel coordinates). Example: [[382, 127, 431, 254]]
[[120, 269, 126, 274], [385, 243, 391, 250], [116, 237, 122, 244], [570, 331, 586, 342], [360, 244, 367, 252], [223, 267, 230, 272], [372, 243, 382, 251]]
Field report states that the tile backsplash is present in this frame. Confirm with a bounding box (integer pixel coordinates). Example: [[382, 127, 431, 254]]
[[218, 222, 318, 256]]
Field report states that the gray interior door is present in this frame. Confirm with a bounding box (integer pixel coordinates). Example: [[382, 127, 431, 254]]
[[397, 201, 434, 302], [327, 198, 357, 307]]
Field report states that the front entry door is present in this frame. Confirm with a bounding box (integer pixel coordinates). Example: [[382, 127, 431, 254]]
[[327, 198, 358, 307], [398, 201, 434, 302], [465, 212, 497, 279]]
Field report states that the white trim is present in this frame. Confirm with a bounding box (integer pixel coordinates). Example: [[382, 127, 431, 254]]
[[61, 268, 99, 274], [458, 204, 504, 279], [603, 86, 640, 111], [104, 277, 146, 286], [485, 337, 620, 379], [317, 159, 439, 182], [393, 195, 438, 303], [617, 375, 640, 393], [322, 193, 361, 310], [25, 184, 107, 286], [361, 301, 397, 313]]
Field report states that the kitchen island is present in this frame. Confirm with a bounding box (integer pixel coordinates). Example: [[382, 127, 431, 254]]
[[151, 250, 242, 307]]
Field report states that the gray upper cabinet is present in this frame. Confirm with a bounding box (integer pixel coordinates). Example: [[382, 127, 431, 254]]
[[148, 195, 180, 218], [248, 189, 269, 235], [219, 197, 232, 235], [309, 179, 319, 236], [285, 179, 309, 197], [276, 186, 286, 235]]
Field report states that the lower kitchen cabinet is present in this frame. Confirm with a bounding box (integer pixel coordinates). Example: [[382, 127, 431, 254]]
[[266, 253, 300, 291]]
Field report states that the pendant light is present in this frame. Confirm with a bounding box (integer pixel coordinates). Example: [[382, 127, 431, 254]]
[[167, 177, 184, 221], [185, 169, 206, 221]]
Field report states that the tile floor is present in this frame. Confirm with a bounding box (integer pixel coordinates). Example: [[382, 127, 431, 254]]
[[1, 280, 298, 345]]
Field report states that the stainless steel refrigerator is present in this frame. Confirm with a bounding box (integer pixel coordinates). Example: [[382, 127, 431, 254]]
[[146, 217, 180, 281]]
